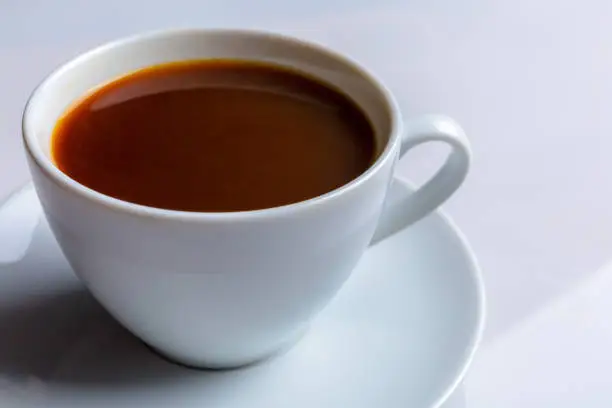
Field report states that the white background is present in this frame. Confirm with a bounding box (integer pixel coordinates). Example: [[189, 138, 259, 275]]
[[1, 0, 612, 406]]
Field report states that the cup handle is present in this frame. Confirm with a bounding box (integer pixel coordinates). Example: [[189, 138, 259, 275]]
[[370, 115, 471, 245]]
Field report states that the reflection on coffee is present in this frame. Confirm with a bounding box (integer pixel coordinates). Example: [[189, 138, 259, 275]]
[[51, 60, 377, 212]]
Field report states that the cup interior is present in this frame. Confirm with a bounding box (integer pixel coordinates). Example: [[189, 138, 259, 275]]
[[23, 29, 395, 163]]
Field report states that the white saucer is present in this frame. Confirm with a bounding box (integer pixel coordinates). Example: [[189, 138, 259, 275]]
[[0, 179, 484, 408]]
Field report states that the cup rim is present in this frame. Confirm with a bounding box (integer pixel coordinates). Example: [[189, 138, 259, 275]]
[[22, 28, 402, 221]]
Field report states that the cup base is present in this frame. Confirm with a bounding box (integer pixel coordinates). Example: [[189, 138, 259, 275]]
[[147, 326, 310, 370]]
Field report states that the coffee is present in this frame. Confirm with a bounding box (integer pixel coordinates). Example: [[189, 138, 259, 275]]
[[51, 60, 377, 212]]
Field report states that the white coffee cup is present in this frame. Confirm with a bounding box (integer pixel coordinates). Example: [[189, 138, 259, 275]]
[[22, 29, 470, 369]]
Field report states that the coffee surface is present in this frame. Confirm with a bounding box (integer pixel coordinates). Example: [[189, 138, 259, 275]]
[[52, 60, 376, 212]]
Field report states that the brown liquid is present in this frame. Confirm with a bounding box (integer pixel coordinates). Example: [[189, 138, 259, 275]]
[[51, 60, 376, 212]]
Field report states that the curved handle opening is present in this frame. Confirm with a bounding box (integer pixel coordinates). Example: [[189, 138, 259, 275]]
[[370, 115, 471, 245]]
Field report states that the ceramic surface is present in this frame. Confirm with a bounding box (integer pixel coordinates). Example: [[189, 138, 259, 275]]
[[22, 29, 470, 367], [0, 179, 484, 408]]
